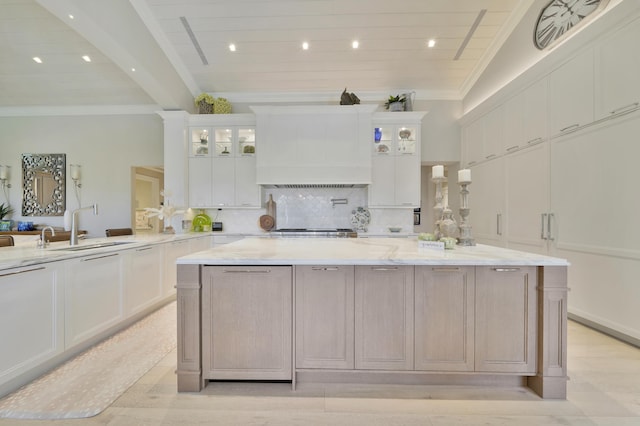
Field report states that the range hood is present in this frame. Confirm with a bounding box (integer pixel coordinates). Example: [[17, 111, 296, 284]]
[[252, 105, 377, 185], [261, 183, 367, 189]]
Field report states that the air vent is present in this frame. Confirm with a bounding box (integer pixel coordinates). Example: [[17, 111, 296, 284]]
[[262, 184, 367, 189]]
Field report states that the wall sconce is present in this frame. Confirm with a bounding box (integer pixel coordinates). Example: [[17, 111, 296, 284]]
[[70, 164, 81, 189], [0, 165, 10, 190]]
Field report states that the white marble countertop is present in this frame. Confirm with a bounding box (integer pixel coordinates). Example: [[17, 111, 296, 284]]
[[0, 232, 212, 271], [177, 237, 569, 266]]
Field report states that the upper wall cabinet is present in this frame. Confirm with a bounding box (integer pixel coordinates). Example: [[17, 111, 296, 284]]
[[548, 48, 594, 136], [594, 17, 640, 121], [461, 117, 484, 167], [504, 78, 548, 153]]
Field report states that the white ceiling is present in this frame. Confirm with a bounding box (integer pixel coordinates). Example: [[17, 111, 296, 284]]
[[0, 0, 534, 111]]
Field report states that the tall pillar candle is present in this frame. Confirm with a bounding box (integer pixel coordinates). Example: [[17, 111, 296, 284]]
[[432, 165, 444, 179], [458, 168, 471, 183]]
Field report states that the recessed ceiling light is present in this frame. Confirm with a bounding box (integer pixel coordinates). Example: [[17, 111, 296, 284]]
[[352, 40, 359, 49], [427, 39, 436, 48], [68, 14, 74, 19], [32, 57, 42, 64], [229, 44, 236, 52], [302, 41, 309, 50], [82, 55, 91, 62], [131, 67, 136, 72]]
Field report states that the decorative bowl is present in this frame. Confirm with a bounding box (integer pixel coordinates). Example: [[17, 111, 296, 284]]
[[388, 227, 402, 233]]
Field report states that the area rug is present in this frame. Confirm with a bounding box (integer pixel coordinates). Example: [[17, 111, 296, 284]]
[[0, 301, 177, 420]]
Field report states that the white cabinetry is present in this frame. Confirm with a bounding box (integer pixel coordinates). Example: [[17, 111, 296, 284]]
[[188, 115, 260, 209], [355, 266, 413, 370], [482, 105, 504, 160], [595, 17, 640, 120], [0, 264, 64, 386], [65, 253, 124, 348], [470, 158, 505, 246], [505, 142, 551, 255], [548, 48, 594, 136], [504, 78, 548, 152], [124, 245, 163, 317], [295, 265, 354, 369], [461, 117, 484, 167], [369, 113, 424, 208], [415, 266, 475, 372], [202, 266, 292, 380], [162, 238, 191, 297], [475, 266, 536, 374]]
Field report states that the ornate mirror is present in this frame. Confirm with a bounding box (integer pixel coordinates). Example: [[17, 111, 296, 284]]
[[22, 153, 66, 216]]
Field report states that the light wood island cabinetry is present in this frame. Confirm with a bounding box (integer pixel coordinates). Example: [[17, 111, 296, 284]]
[[177, 238, 569, 398]]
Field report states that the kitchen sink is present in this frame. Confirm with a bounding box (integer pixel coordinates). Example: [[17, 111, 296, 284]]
[[51, 241, 134, 251]]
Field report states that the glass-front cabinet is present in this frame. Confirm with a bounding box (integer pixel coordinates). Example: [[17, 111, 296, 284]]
[[188, 118, 260, 209], [369, 113, 425, 208]]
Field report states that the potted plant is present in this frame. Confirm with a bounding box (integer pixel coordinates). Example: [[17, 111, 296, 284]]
[[0, 202, 14, 231], [194, 93, 215, 114], [384, 94, 406, 112]]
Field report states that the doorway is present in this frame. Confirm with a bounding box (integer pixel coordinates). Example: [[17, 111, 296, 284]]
[[131, 167, 164, 234]]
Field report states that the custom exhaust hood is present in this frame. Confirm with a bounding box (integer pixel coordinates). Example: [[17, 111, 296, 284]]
[[252, 105, 377, 186]]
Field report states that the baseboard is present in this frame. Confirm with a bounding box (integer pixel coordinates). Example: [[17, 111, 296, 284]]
[[569, 313, 640, 348]]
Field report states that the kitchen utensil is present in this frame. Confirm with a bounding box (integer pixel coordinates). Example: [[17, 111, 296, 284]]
[[259, 214, 275, 231]]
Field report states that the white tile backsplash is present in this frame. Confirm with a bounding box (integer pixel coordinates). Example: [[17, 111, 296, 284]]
[[191, 187, 415, 234]]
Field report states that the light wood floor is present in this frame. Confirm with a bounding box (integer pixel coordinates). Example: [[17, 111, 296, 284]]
[[2, 320, 639, 425]]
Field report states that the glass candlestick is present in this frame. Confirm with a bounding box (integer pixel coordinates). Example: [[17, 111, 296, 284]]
[[458, 182, 475, 246], [432, 176, 445, 239]]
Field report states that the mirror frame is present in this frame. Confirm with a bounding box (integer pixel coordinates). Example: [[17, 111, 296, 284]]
[[22, 153, 66, 216]]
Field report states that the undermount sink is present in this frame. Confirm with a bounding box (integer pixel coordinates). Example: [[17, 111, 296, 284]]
[[51, 241, 134, 251]]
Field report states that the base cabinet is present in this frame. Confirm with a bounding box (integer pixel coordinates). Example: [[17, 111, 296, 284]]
[[124, 245, 163, 317], [475, 266, 537, 373], [414, 266, 475, 371], [202, 266, 292, 380], [0, 264, 64, 386], [295, 265, 354, 369], [355, 265, 414, 370], [65, 253, 124, 348]]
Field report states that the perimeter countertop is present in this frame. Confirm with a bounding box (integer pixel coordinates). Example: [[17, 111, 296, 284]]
[[177, 237, 569, 266], [0, 233, 212, 271]]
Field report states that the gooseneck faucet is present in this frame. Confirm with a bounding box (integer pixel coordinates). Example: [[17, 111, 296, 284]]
[[38, 226, 55, 248], [70, 203, 98, 246]]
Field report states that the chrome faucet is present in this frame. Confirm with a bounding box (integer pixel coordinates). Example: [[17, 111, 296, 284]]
[[38, 226, 55, 248], [70, 204, 98, 246]]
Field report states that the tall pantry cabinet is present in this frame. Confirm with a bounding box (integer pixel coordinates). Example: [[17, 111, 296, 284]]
[[460, 10, 640, 344]]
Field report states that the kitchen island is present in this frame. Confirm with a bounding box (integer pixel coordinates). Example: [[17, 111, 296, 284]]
[[176, 238, 569, 399]]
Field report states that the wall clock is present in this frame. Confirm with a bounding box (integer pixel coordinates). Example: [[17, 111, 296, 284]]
[[534, 0, 609, 50]]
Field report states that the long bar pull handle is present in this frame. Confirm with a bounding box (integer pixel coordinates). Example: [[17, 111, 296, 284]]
[[560, 123, 580, 133], [223, 269, 272, 273], [311, 267, 339, 271], [0, 266, 45, 278], [136, 247, 153, 252], [372, 267, 399, 271], [541, 213, 548, 240], [497, 213, 502, 236], [493, 268, 521, 272], [82, 253, 119, 262], [610, 102, 639, 115], [431, 267, 461, 272], [547, 213, 555, 241]]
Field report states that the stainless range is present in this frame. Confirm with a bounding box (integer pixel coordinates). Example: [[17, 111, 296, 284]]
[[270, 228, 357, 238]]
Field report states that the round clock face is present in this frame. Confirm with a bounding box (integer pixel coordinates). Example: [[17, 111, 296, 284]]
[[534, 0, 607, 50]]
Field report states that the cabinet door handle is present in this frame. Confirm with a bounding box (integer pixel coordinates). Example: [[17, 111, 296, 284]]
[[547, 213, 555, 241], [485, 154, 497, 160], [431, 267, 460, 272], [506, 145, 520, 152], [497, 213, 502, 236], [222, 269, 272, 273], [560, 123, 580, 133], [311, 267, 339, 271], [492, 268, 521, 272], [372, 267, 398, 271], [541, 213, 548, 240], [82, 253, 119, 262], [610, 102, 639, 115], [0, 266, 45, 278], [527, 137, 543, 145], [136, 247, 153, 252]]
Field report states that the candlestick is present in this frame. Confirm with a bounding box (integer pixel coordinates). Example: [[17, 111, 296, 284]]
[[432, 165, 444, 179], [432, 174, 445, 239], [458, 168, 471, 183], [458, 182, 475, 246]]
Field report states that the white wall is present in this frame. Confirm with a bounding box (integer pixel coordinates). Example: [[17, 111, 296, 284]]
[[0, 114, 163, 237]]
